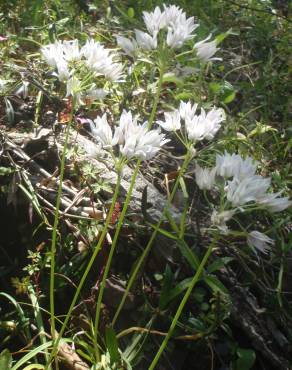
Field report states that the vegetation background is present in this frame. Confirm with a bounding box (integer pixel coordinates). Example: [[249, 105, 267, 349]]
[[0, 0, 291, 369]]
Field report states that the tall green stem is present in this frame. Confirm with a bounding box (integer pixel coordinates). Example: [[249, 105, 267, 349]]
[[112, 150, 193, 325], [46, 171, 123, 368], [94, 161, 141, 339], [96, 62, 165, 333], [149, 235, 219, 369], [148, 63, 165, 129], [49, 101, 74, 363]]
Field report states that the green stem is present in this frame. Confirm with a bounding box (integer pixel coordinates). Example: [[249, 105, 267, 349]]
[[147, 64, 165, 129], [49, 105, 74, 352], [149, 235, 219, 369], [112, 150, 193, 326], [94, 161, 141, 342], [46, 170, 123, 368]]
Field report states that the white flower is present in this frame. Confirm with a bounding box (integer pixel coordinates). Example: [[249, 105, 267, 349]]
[[157, 103, 224, 142], [257, 191, 292, 213], [247, 231, 274, 254], [216, 152, 257, 180], [143, 6, 164, 35], [162, 4, 184, 26], [80, 136, 101, 157], [62, 39, 81, 62], [41, 41, 63, 67], [85, 88, 108, 101], [90, 114, 121, 149], [157, 110, 181, 131], [55, 61, 70, 81], [216, 152, 239, 178], [119, 110, 139, 136], [186, 107, 225, 141], [194, 34, 221, 62], [166, 19, 198, 49], [121, 127, 169, 161], [42, 40, 81, 68], [226, 175, 271, 206], [179, 101, 198, 122], [141, 5, 198, 50], [81, 39, 124, 82], [66, 77, 83, 105], [101, 62, 124, 82], [211, 209, 235, 233], [0, 79, 7, 92], [135, 29, 157, 50], [195, 165, 216, 190], [116, 35, 137, 57]]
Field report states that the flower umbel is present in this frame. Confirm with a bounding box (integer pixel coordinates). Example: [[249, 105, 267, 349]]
[[158, 101, 225, 144], [90, 110, 169, 161]]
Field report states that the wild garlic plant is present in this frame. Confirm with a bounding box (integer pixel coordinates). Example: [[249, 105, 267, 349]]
[[149, 149, 291, 369], [40, 37, 125, 366], [36, 3, 292, 370]]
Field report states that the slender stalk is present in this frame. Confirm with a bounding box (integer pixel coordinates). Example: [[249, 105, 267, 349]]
[[149, 235, 219, 369], [49, 101, 74, 356], [147, 63, 165, 130], [46, 171, 123, 368], [94, 161, 141, 339], [112, 150, 193, 325], [94, 59, 165, 333]]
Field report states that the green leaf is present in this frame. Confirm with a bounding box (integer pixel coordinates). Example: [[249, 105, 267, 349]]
[[10, 340, 70, 370], [204, 275, 229, 294], [167, 277, 193, 303], [105, 326, 120, 364], [176, 239, 200, 270], [22, 365, 45, 370], [0, 349, 12, 370], [235, 348, 256, 370], [215, 28, 233, 45], [207, 257, 234, 273], [151, 225, 178, 240]]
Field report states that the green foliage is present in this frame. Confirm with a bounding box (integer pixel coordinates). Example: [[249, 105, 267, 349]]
[[0, 349, 12, 370], [0, 0, 291, 369]]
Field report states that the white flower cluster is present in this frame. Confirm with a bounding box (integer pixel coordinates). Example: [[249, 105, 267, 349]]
[[89, 110, 169, 161], [41, 39, 123, 104], [116, 4, 219, 62], [216, 152, 291, 212], [195, 152, 291, 211], [157, 101, 225, 142], [195, 152, 291, 239]]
